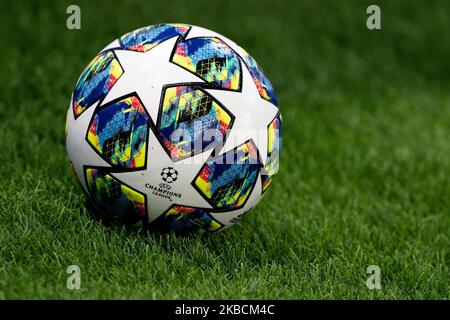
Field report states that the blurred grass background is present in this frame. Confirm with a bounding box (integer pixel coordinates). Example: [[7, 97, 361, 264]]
[[0, 0, 449, 299]]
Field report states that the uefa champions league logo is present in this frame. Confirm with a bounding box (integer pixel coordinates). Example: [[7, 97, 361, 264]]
[[143, 168, 182, 202], [161, 167, 178, 183]]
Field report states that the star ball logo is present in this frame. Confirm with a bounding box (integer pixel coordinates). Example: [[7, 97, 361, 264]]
[[161, 167, 178, 183]]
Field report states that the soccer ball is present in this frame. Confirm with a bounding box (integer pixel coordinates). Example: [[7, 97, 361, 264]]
[[66, 24, 282, 233]]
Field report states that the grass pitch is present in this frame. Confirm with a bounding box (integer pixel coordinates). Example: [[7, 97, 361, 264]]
[[0, 0, 449, 299]]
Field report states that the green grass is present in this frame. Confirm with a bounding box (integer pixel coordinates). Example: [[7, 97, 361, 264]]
[[0, 0, 449, 299]]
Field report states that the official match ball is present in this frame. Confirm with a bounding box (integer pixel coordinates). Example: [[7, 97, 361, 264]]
[[66, 24, 282, 233]]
